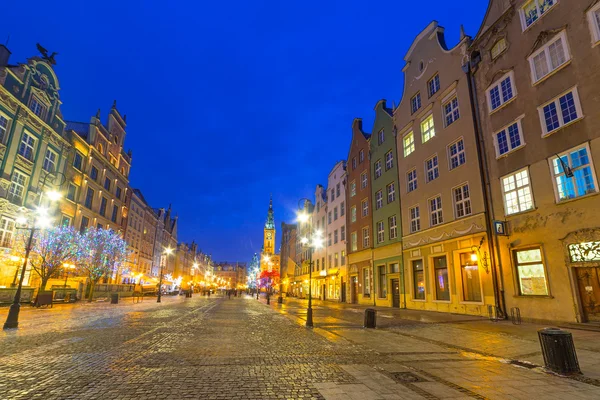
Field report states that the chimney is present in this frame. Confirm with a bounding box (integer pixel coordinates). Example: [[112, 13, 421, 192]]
[[0, 45, 11, 67]]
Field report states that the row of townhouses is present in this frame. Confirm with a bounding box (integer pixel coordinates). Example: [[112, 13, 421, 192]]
[[280, 0, 600, 324], [0, 45, 213, 295]]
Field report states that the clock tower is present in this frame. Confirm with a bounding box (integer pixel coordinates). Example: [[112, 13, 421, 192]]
[[260, 196, 280, 274]]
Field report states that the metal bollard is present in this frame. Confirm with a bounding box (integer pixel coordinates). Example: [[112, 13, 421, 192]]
[[538, 328, 580, 374], [364, 308, 376, 328], [110, 293, 119, 304]]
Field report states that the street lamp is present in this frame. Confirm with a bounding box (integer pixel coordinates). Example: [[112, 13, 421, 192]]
[[3, 208, 52, 329], [157, 247, 173, 303], [297, 199, 323, 328]]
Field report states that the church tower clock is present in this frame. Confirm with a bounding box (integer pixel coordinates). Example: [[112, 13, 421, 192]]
[[260, 196, 280, 274]]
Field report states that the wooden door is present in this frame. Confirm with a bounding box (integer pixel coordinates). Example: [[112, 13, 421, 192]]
[[351, 277, 358, 304], [576, 267, 600, 322], [391, 279, 400, 308]]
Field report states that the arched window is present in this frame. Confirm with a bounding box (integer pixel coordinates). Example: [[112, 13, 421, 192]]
[[491, 38, 507, 60]]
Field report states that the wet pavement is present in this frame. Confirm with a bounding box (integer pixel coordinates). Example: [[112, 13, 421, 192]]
[[0, 294, 599, 399]]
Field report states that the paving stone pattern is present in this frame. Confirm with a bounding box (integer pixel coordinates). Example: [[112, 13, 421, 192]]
[[1, 296, 600, 399]]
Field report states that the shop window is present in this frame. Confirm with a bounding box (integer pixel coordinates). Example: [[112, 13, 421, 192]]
[[514, 247, 549, 296], [378, 265, 387, 298], [412, 260, 425, 300], [434, 256, 449, 301], [460, 253, 482, 302]]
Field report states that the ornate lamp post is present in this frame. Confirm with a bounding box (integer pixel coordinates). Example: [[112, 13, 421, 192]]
[[297, 199, 323, 328], [157, 247, 174, 303], [3, 208, 52, 329]]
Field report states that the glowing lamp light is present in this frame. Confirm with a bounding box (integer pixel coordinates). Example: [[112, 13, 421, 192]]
[[46, 190, 62, 202], [296, 212, 309, 223], [36, 215, 51, 229], [470, 252, 478, 263]]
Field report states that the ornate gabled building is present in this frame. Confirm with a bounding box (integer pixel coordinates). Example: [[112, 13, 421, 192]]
[[64, 101, 131, 235], [0, 45, 71, 287]]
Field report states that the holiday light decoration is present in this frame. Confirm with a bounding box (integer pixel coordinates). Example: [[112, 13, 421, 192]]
[[76, 228, 129, 301]]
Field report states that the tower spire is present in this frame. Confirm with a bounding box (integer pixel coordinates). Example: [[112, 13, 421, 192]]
[[265, 195, 274, 230]]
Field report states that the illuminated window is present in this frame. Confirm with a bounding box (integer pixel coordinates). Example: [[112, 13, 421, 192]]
[[514, 247, 548, 296], [351, 206, 356, 223], [0, 217, 15, 248], [351, 232, 357, 252], [9, 170, 27, 205], [460, 253, 482, 302], [350, 181, 356, 197], [520, 0, 557, 30], [421, 115, 435, 143], [403, 132, 415, 157], [529, 31, 570, 83], [433, 256, 449, 300], [363, 267, 370, 296], [491, 38, 507, 60], [412, 260, 425, 300], [501, 168, 534, 215], [378, 265, 387, 298], [569, 242, 600, 263]]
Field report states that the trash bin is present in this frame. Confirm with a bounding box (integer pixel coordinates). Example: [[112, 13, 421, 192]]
[[538, 328, 580, 374], [364, 308, 376, 328], [110, 293, 119, 304]]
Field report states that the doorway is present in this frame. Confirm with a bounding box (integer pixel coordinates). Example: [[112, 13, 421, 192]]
[[351, 276, 358, 304], [391, 279, 400, 308], [576, 267, 600, 323], [341, 279, 346, 303]]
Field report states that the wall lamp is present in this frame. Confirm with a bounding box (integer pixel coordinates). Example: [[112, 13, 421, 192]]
[[469, 237, 489, 274]]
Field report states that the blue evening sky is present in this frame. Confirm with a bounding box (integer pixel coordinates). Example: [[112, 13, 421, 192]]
[[3, 0, 488, 262]]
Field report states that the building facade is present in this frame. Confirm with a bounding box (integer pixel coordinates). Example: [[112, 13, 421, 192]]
[[0, 47, 71, 287], [325, 161, 347, 301], [311, 184, 327, 299], [279, 222, 297, 295], [469, 0, 600, 323], [292, 200, 313, 298], [396, 22, 494, 317], [345, 119, 373, 305], [259, 197, 280, 290], [370, 100, 403, 308]]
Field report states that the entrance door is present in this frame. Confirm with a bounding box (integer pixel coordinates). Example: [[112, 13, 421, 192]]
[[322, 284, 326, 300], [576, 267, 600, 322], [351, 277, 358, 304], [391, 279, 400, 308], [341, 280, 346, 303]]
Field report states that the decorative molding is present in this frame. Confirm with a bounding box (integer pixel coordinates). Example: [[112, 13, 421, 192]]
[[527, 25, 569, 58], [404, 223, 485, 249]]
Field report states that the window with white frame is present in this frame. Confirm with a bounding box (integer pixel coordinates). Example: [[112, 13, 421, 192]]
[[429, 196, 443, 226], [529, 31, 570, 84], [375, 190, 383, 210], [520, 0, 557, 30], [340, 201, 345, 216], [351, 206, 357, 222], [341, 225, 345, 241], [378, 129, 385, 145], [501, 168, 534, 215], [428, 74, 440, 97], [550, 144, 598, 202], [336, 183, 341, 197], [409, 206, 420, 233], [361, 171, 368, 189], [359, 150, 364, 163], [453, 183, 472, 218], [377, 221, 384, 243], [389, 215, 397, 240], [495, 119, 525, 157], [407, 169, 417, 193], [334, 229, 338, 244], [491, 38, 507, 60], [403, 132, 415, 157], [448, 138, 466, 169], [385, 151, 394, 171], [588, 2, 600, 44], [387, 182, 396, 203], [351, 232, 358, 251], [425, 155, 439, 183], [0, 217, 15, 248], [443, 96, 460, 126], [538, 87, 583, 136], [350, 181, 356, 197], [361, 199, 369, 217], [375, 160, 382, 179], [421, 115, 435, 143], [9, 170, 27, 204], [411, 92, 421, 114], [43, 148, 57, 173], [0, 114, 9, 143], [18, 132, 36, 161], [362, 227, 370, 248], [29, 97, 47, 119], [487, 71, 516, 112]]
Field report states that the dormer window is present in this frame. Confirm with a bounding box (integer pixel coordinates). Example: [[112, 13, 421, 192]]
[[520, 0, 557, 30], [491, 38, 507, 60], [29, 97, 47, 120]]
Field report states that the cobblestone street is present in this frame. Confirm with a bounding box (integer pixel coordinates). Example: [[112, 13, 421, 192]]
[[2, 295, 600, 399]]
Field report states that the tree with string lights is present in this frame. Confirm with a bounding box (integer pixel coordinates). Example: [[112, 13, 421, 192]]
[[76, 228, 129, 302]]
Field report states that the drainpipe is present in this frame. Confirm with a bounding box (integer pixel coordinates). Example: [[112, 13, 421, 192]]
[[463, 56, 507, 319]]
